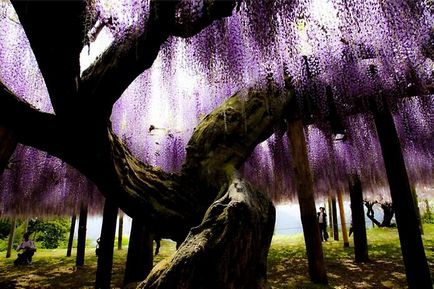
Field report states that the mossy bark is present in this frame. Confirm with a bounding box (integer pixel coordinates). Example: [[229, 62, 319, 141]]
[[138, 177, 275, 289], [0, 3, 293, 288]]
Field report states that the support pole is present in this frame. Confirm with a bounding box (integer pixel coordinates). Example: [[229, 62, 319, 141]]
[[327, 196, 333, 237], [117, 210, 123, 250], [372, 100, 432, 288], [67, 213, 77, 257], [6, 216, 16, 258], [123, 218, 154, 286], [337, 190, 349, 247], [287, 119, 328, 284], [331, 193, 339, 241], [95, 199, 118, 289], [349, 175, 369, 262], [76, 203, 88, 266]]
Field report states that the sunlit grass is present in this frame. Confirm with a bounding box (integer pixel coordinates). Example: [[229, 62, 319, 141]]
[[268, 223, 434, 289], [0, 225, 433, 288], [0, 240, 176, 288]]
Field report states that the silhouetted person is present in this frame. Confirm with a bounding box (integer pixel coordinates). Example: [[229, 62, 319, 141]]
[[317, 207, 328, 241], [14, 232, 36, 265]]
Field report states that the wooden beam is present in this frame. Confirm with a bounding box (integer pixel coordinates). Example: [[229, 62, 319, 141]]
[[117, 211, 124, 250], [337, 190, 349, 247], [287, 119, 328, 284], [331, 193, 339, 241], [66, 213, 77, 257], [76, 203, 88, 266], [123, 218, 154, 286], [372, 99, 432, 288], [349, 175, 369, 262], [95, 199, 118, 289], [327, 196, 334, 237]]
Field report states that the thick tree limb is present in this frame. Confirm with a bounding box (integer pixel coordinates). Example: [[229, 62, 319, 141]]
[[11, 0, 86, 117], [0, 83, 62, 157], [183, 85, 294, 195], [137, 177, 275, 289], [80, 0, 237, 120], [98, 84, 293, 241]]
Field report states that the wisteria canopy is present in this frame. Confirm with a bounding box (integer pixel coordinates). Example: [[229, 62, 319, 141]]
[[0, 0, 433, 217]]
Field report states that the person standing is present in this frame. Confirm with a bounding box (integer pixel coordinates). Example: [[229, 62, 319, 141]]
[[317, 207, 329, 241]]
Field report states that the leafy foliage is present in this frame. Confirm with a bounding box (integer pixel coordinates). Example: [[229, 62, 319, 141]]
[[27, 218, 70, 249], [421, 199, 433, 224], [0, 219, 11, 239]]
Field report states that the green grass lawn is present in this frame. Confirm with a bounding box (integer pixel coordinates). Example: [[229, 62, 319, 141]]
[[0, 225, 433, 288], [268, 224, 434, 289]]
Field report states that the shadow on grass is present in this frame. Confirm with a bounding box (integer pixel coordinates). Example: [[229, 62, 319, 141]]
[[268, 224, 434, 289], [0, 240, 176, 289], [0, 226, 433, 288]]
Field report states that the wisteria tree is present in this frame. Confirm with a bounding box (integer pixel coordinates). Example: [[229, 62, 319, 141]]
[[0, 1, 292, 288], [1, 0, 434, 288]]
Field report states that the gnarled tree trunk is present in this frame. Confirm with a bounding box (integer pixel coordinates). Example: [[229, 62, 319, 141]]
[[0, 2, 295, 288], [138, 177, 275, 289]]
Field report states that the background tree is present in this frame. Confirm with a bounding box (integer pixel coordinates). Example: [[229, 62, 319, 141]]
[[364, 200, 395, 228], [27, 218, 70, 249]]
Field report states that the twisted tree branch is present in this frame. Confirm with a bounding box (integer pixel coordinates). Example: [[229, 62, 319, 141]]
[[80, 0, 237, 120], [11, 0, 86, 117], [0, 83, 62, 157]]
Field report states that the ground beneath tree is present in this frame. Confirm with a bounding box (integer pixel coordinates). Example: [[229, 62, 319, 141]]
[[0, 226, 433, 289]]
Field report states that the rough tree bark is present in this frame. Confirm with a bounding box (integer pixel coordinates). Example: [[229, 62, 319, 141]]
[[138, 177, 275, 289], [1, 1, 296, 288]]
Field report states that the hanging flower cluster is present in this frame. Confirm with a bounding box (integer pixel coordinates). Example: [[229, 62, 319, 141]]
[[0, 0, 433, 211]]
